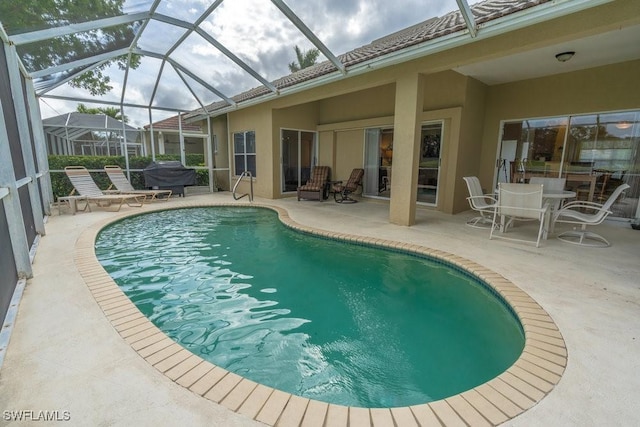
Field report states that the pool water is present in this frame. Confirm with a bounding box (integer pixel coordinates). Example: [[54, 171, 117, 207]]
[[95, 207, 524, 408]]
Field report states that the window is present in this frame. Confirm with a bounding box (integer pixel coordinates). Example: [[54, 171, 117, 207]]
[[233, 130, 256, 176], [497, 110, 640, 219]]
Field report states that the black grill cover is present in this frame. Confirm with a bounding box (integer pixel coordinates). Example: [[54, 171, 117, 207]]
[[143, 161, 196, 188]]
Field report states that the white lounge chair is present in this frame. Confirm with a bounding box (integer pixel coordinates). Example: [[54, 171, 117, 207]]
[[462, 176, 497, 228], [65, 166, 144, 212], [105, 165, 172, 202], [490, 183, 549, 247], [552, 183, 630, 247]]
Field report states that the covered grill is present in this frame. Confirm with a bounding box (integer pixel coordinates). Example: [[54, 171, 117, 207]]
[[143, 161, 196, 197]]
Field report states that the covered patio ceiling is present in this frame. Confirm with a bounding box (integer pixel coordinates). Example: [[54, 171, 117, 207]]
[[1, 0, 634, 127]]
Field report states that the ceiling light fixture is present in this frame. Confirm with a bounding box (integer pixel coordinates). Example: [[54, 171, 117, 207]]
[[616, 121, 632, 130], [555, 51, 575, 62]]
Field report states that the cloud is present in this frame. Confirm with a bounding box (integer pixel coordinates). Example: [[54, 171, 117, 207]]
[[38, 0, 461, 127]]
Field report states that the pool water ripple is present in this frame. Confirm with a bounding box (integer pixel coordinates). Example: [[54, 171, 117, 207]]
[[95, 207, 525, 408]]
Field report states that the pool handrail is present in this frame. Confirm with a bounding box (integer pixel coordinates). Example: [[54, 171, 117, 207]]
[[232, 171, 253, 202]]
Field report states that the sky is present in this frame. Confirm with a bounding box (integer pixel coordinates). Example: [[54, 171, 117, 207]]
[[36, 0, 460, 128]]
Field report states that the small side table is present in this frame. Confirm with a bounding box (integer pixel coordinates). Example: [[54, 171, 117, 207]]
[[57, 195, 91, 215], [326, 180, 343, 200]]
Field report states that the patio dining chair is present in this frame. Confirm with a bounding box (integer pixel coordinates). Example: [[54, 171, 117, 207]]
[[333, 168, 364, 203], [463, 176, 497, 228], [490, 183, 549, 247], [104, 165, 172, 202], [552, 183, 629, 247], [65, 166, 144, 212], [530, 176, 569, 211], [529, 177, 566, 192], [297, 165, 330, 201]]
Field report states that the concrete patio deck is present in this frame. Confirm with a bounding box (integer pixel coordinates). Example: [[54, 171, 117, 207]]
[[1, 192, 638, 426]]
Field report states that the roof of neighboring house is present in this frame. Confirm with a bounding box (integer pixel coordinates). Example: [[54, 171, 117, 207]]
[[42, 112, 140, 143], [144, 113, 203, 132], [185, 0, 549, 120]]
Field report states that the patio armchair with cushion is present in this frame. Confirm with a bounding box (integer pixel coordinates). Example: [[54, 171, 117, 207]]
[[333, 168, 364, 203], [104, 165, 172, 202], [297, 165, 330, 201], [552, 183, 630, 247], [65, 166, 144, 211]]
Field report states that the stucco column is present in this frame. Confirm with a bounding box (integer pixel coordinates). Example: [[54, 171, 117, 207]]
[[389, 72, 424, 226]]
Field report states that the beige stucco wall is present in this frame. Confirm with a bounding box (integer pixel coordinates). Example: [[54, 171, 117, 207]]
[[317, 130, 335, 172], [272, 103, 321, 196], [418, 71, 488, 214], [220, 57, 639, 214], [207, 0, 640, 221], [389, 72, 424, 225], [480, 59, 640, 192], [454, 76, 488, 213], [209, 115, 230, 191], [318, 84, 396, 124], [334, 129, 365, 182], [227, 104, 273, 198]]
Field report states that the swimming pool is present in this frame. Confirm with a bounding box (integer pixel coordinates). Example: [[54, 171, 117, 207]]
[[95, 206, 525, 408]]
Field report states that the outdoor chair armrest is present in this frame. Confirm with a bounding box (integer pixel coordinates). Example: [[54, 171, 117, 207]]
[[562, 200, 603, 209], [480, 195, 498, 203], [554, 206, 612, 219], [466, 195, 497, 205]]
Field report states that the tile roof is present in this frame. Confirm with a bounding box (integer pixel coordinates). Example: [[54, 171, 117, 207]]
[[185, 0, 550, 120], [144, 113, 203, 132]]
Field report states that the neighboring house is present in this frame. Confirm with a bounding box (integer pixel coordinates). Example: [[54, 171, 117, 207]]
[[43, 112, 141, 156], [178, 0, 640, 225], [143, 113, 206, 158], [143, 113, 229, 191]]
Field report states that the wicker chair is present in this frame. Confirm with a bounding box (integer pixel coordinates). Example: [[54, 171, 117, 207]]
[[297, 166, 330, 201]]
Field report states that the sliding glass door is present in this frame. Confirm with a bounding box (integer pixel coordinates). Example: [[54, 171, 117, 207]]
[[496, 110, 640, 219], [363, 123, 442, 205], [363, 128, 393, 198], [281, 129, 317, 193], [417, 122, 442, 205]]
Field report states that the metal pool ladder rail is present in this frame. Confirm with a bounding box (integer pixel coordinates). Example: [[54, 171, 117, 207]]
[[232, 171, 254, 201]]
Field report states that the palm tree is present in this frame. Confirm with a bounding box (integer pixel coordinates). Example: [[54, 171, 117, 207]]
[[288, 45, 320, 73], [76, 104, 128, 123], [100, 107, 127, 123]]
